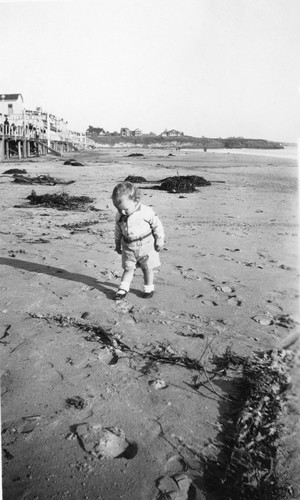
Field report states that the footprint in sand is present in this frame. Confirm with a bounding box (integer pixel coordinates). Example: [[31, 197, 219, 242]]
[[252, 313, 295, 328], [279, 264, 293, 271], [201, 299, 218, 306], [175, 266, 202, 281], [215, 284, 235, 294], [81, 285, 95, 292], [114, 300, 134, 314], [244, 262, 263, 269], [165, 455, 187, 474], [227, 296, 242, 307], [218, 254, 234, 261], [214, 284, 241, 306], [95, 347, 118, 365], [252, 314, 273, 326]]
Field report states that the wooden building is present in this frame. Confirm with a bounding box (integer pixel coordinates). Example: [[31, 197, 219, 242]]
[[0, 93, 24, 116], [120, 127, 143, 137], [161, 129, 184, 137], [0, 93, 94, 161]]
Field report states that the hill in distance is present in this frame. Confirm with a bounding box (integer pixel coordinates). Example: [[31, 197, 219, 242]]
[[89, 134, 285, 150]]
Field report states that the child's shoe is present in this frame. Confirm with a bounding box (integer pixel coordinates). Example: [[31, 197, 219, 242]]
[[143, 284, 154, 299], [114, 290, 127, 300]]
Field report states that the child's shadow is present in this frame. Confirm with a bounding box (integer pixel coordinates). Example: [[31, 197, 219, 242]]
[[0, 257, 119, 300]]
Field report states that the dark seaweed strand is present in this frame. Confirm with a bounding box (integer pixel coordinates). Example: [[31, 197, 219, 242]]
[[29, 313, 204, 372], [61, 220, 99, 229], [29, 313, 129, 350], [204, 348, 292, 500]]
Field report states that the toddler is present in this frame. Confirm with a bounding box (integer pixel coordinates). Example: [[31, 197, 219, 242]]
[[112, 182, 165, 300]]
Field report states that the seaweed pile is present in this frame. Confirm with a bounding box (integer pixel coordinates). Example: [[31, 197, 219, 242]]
[[63, 159, 84, 166], [13, 174, 75, 186], [26, 190, 94, 211], [204, 347, 293, 499], [3, 168, 27, 174], [124, 175, 147, 183], [158, 175, 211, 193], [127, 153, 144, 157]]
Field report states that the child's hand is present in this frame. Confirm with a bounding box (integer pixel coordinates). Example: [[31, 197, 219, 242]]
[[154, 239, 164, 252], [115, 245, 122, 254]]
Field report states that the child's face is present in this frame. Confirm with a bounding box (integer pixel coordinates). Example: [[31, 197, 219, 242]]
[[113, 196, 138, 216]]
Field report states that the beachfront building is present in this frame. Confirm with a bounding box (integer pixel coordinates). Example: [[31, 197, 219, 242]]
[[0, 93, 95, 161], [161, 129, 184, 137], [86, 126, 106, 136], [120, 127, 131, 137], [0, 93, 24, 116], [120, 127, 143, 137]]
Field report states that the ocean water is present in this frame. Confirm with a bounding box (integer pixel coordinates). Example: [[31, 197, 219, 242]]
[[183, 146, 298, 160]]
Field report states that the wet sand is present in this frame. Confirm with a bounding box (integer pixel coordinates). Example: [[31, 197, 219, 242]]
[[1, 148, 299, 499]]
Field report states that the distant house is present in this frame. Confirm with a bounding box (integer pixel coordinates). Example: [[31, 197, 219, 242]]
[[120, 127, 143, 137], [120, 127, 131, 137], [0, 93, 24, 116], [161, 129, 183, 137], [86, 126, 106, 136]]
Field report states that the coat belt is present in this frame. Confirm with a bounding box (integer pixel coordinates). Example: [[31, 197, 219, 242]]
[[123, 231, 153, 244]]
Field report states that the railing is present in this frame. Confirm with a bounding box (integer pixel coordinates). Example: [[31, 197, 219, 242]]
[[0, 123, 95, 151], [0, 124, 47, 140], [0, 125, 94, 146]]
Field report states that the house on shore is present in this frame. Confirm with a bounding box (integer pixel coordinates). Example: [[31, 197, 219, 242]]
[[120, 127, 131, 137], [86, 127, 106, 136], [0, 93, 94, 160], [161, 129, 184, 137], [120, 127, 143, 137], [0, 93, 24, 117]]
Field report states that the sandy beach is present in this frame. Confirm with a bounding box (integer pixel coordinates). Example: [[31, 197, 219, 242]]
[[1, 148, 299, 500]]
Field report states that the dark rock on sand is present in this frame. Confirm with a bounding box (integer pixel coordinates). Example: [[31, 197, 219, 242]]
[[75, 424, 130, 458]]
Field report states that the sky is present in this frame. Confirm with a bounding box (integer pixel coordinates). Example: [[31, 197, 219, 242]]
[[0, 0, 299, 142]]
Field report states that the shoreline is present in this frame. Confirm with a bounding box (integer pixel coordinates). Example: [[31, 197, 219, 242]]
[[192, 146, 298, 160]]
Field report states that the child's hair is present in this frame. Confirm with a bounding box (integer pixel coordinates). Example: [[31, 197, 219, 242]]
[[112, 182, 141, 204]]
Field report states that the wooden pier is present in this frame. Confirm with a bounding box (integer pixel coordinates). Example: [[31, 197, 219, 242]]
[[0, 95, 95, 161], [0, 124, 87, 161]]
